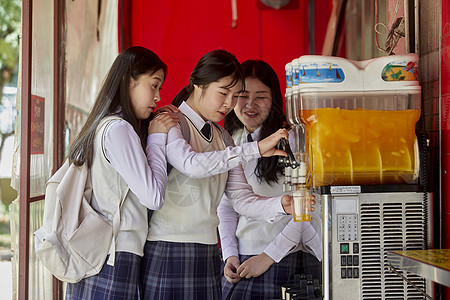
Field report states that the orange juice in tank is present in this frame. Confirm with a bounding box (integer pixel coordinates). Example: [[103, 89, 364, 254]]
[[289, 54, 421, 187]]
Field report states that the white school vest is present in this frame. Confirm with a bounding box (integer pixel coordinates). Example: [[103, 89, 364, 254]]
[[90, 117, 148, 256], [147, 119, 228, 244]]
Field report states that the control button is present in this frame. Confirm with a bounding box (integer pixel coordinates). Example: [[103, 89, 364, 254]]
[[340, 243, 350, 254], [341, 268, 347, 279], [353, 243, 359, 254], [341, 256, 346, 266], [346, 268, 353, 278], [347, 256, 353, 266], [353, 255, 359, 266], [353, 268, 359, 278]]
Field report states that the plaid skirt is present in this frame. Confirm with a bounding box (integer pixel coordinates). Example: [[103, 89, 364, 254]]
[[65, 252, 141, 300], [221, 251, 303, 300], [301, 251, 322, 284], [140, 240, 222, 300]]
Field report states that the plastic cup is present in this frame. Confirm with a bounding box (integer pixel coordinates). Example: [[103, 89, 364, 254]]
[[291, 186, 311, 222]]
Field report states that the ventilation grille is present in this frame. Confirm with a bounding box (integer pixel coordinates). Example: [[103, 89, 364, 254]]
[[359, 199, 426, 300]]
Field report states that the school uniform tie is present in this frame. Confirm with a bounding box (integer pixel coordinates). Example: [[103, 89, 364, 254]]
[[247, 133, 253, 142], [201, 123, 211, 139]]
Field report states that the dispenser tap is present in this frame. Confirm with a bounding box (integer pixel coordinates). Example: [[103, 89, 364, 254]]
[[277, 138, 299, 169]]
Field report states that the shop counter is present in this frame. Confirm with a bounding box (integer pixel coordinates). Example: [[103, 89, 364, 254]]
[[387, 249, 450, 288]]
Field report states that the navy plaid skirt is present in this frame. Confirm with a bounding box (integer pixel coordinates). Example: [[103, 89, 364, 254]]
[[221, 251, 303, 300], [65, 252, 141, 300], [141, 240, 222, 300], [301, 251, 322, 284]]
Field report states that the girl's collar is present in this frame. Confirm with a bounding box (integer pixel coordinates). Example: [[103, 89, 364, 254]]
[[244, 125, 262, 141], [179, 101, 209, 130]]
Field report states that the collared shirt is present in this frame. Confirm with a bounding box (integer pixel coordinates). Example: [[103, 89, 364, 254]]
[[244, 126, 261, 144]]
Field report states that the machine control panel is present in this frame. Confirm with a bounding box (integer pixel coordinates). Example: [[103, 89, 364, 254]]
[[333, 198, 361, 281], [337, 214, 358, 241], [340, 242, 360, 279], [338, 216, 360, 280]]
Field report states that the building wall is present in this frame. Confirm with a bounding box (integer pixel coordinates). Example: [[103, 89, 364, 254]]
[[128, 0, 332, 108], [421, 0, 448, 297], [440, 0, 450, 251], [420, 0, 441, 248]]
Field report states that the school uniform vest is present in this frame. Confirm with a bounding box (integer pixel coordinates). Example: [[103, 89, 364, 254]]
[[147, 119, 228, 245], [90, 117, 148, 257]]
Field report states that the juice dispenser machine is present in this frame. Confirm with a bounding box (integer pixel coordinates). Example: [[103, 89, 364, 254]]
[[285, 54, 432, 300]]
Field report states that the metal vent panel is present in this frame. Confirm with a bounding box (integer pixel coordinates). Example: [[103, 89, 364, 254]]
[[358, 195, 427, 300]]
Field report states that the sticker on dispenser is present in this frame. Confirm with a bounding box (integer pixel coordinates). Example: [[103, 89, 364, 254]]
[[298, 62, 345, 84], [381, 60, 418, 81], [285, 63, 293, 88], [292, 59, 300, 86]]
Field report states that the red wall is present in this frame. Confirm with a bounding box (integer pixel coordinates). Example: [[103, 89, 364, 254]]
[[127, 0, 331, 108]]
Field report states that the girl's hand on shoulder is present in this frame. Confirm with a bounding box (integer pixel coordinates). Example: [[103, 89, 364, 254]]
[[237, 252, 274, 279], [148, 112, 179, 134], [224, 256, 241, 284], [154, 104, 179, 115], [257, 128, 289, 157]]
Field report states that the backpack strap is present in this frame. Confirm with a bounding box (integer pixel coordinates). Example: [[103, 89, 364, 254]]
[[177, 111, 191, 142], [212, 122, 235, 147], [107, 186, 129, 266]]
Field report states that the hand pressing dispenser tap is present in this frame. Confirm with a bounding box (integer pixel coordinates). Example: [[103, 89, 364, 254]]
[[277, 133, 311, 222]]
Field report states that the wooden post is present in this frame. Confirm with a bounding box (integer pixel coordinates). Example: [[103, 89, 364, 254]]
[[321, 0, 347, 56], [18, 0, 32, 299]]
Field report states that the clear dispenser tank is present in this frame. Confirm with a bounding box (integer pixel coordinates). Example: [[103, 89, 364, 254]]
[[291, 54, 421, 187]]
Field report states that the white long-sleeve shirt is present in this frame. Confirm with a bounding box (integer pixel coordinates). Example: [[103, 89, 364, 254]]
[[218, 127, 323, 263]]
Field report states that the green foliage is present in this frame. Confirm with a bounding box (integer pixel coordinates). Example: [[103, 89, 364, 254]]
[[0, 39, 17, 70], [0, 0, 21, 57], [0, 201, 10, 250], [0, 0, 20, 251], [0, 0, 21, 98]]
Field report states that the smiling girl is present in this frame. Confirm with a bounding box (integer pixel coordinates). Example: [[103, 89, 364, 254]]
[[219, 60, 322, 300]]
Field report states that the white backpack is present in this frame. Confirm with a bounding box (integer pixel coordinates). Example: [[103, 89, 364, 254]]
[[34, 116, 127, 283]]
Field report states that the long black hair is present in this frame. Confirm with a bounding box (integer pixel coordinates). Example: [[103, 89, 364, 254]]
[[224, 60, 287, 185], [171, 49, 244, 107], [69, 46, 167, 167]]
